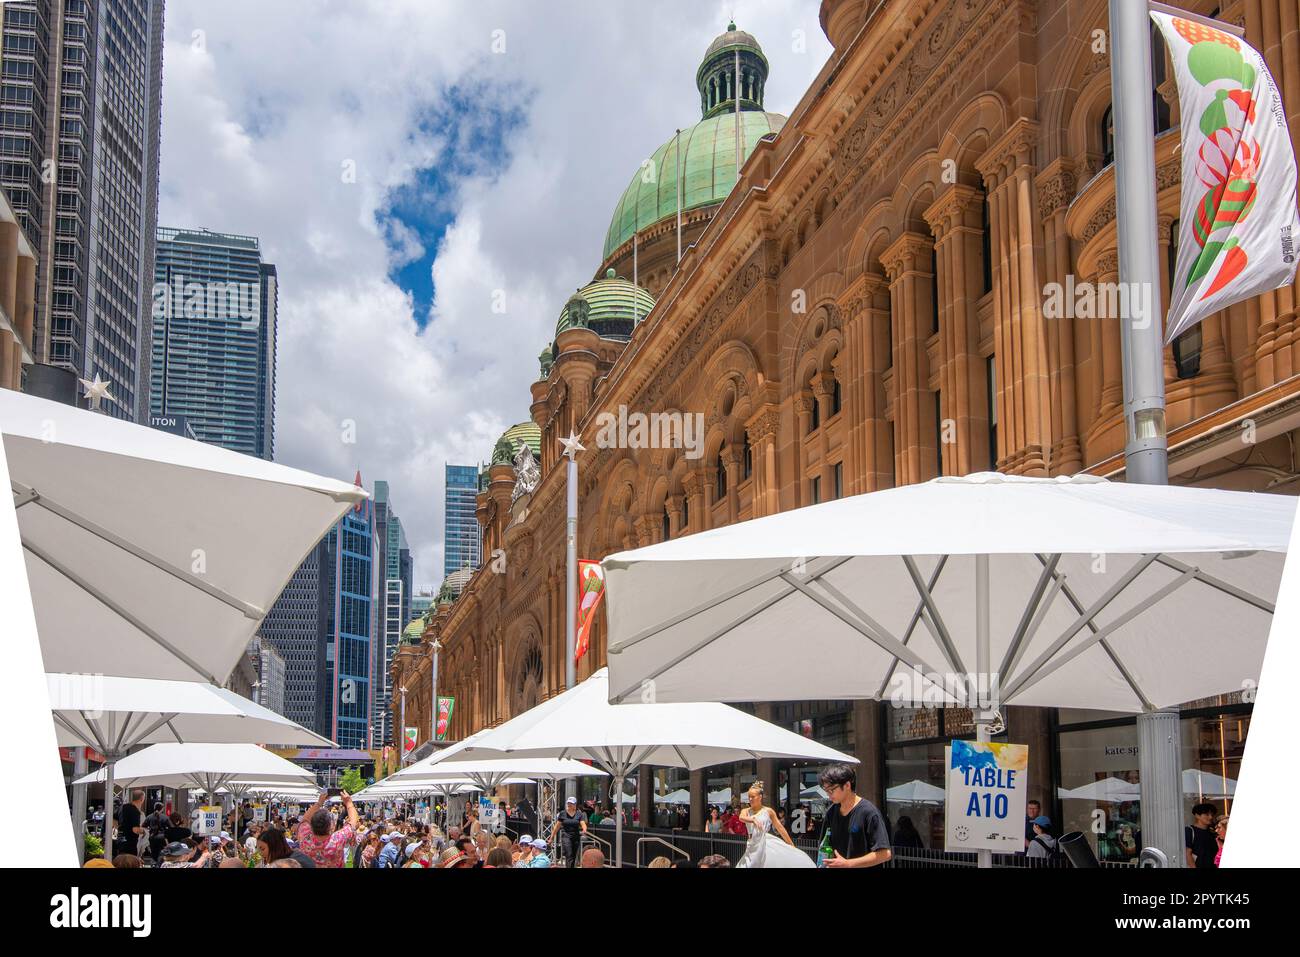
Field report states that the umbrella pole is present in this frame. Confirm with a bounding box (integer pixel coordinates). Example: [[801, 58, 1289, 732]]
[[102, 755, 116, 860], [975, 554, 992, 871]]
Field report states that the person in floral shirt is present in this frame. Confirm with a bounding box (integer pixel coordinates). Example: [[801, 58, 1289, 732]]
[[295, 791, 359, 868]]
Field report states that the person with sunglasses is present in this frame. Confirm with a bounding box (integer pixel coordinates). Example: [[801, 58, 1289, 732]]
[[817, 763, 891, 868]]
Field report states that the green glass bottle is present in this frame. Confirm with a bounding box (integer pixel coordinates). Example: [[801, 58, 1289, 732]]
[[818, 822, 833, 867]]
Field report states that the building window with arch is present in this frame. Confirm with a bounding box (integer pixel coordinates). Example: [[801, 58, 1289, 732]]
[[831, 376, 842, 417], [1101, 104, 1115, 167], [809, 394, 821, 433], [662, 506, 671, 541], [743, 434, 753, 480], [716, 450, 728, 500]]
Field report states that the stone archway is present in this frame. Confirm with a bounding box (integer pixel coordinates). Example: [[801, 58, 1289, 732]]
[[512, 640, 544, 716]]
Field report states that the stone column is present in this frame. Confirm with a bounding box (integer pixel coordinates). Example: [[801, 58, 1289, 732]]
[[682, 471, 706, 533], [924, 184, 989, 476], [689, 769, 707, 832], [1035, 161, 1083, 474], [638, 765, 653, 831], [665, 495, 683, 538], [745, 406, 780, 517], [882, 232, 938, 484], [852, 700, 884, 807], [1095, 249, 1124, 418], [1005, 706, 1052, 819], [976, 119, 1051, 476], [794, 393, 815, 504], [720, 447, 742, 523], [861, 274, 895, 490], [811, 373, 836, 492]]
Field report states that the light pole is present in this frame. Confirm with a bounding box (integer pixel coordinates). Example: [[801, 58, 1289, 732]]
[[399, 686, 408, 767], [559, 430, 584, 806], [430, 637, 441, 744]]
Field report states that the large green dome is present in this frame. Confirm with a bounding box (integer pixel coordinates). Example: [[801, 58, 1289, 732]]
[[556, 269, 656, 340], [497, 420, 541, 459], [603, 112, 785, 260]]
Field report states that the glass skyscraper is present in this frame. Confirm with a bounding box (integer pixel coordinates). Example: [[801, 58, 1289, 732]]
[[444, 463, 481, 577], [330, 487, 376, 750], [372, 480, 412, 747], [151, 227, 277, 459], [256, 536, 332, 737], [0, 0, 165, 422]]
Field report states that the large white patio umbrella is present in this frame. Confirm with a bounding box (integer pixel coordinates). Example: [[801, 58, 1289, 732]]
[[1183, 768, 1237, 799], [603, 473, 1291, 864], [1057, 777, 1142, 802], [886, 780, 946, 805], [49, 673, 331, 857], [76, 743, 315, 799], [3, 389, 367, 683], [443, 668, 856, 866]]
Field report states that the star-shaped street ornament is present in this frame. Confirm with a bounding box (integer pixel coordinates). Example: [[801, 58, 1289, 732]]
[[559, 430, 585, 461], [78, 375, 115, 412]]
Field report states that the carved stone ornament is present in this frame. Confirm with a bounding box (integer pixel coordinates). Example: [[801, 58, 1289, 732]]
[[511, 443, 540, 506]]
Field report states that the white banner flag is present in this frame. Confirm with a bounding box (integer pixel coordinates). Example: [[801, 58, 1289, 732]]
[[1151, 10, 1299, 344]]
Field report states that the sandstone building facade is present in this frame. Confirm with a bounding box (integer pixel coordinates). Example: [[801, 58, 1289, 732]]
[[393, 0, 1298, 852]]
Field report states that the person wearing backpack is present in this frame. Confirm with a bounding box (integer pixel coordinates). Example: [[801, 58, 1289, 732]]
[[1025, 816, 1060, 862]]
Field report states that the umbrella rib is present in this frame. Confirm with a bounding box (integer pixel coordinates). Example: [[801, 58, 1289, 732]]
[[52, 711, 90, 747], [15, 482, 266, 620], [1153, 555, 1276, 613], [122, 711, 182, 751], [902, 556, 967, 675], [22, 540, 220, 684], [783, 573, 944, 679], [874, 556, 948, 699], [607, 556, 854, 655], [1006, 565, 1198, 700], [996, 554, 1063, 682], [1000, 553, 1156, 700], [1028, 554, 1155, 709], [77, 710, 112, 755]]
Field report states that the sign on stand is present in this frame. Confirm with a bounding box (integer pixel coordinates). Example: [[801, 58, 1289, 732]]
[[944, 740, 1029, 854], [194, 806, 222, 837]]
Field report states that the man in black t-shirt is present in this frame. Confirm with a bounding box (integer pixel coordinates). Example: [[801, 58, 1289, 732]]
[[115, 790, 146, 858], [818, 764, 891, 868], [1185, 802, 1219, 868]]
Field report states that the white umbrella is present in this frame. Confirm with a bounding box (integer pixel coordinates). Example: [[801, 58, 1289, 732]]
[[603, 473, 1290, 863], [48, 673, 331, 858], [707, 787, 733, 805], [3, 389, 367, 684], [801, 784, 831, 801], [75, 743, 315, 814], [885, 780, 946, 805], [659, 789, 691, 805], [444, 668, 857, 866], [604, 474, 1289, 713], [392, 728, 603, 792], [1058, 777, 1143, 802], [1183, 768, 1237, 799]]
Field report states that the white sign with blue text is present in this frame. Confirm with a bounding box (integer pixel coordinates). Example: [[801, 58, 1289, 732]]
[[944, 740, 1029, 853]]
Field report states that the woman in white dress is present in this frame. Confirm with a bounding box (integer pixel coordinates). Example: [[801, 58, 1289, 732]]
[[736, 781, 814, 868]]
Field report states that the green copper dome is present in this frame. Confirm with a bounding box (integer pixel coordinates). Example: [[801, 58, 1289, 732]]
[[556, 269, 656, 340], [500, 420, 541, 457], [402, 617, 427, 644], [603, 23, 782, 260]]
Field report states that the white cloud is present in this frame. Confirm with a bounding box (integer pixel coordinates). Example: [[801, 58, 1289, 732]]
[[159, 0, 831, 588]]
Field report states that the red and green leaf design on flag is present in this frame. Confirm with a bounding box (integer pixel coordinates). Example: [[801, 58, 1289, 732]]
[[1174, 17, 1266, 303], [575, 560, 606, 662]]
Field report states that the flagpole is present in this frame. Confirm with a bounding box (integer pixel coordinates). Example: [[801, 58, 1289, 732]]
[[560, 431, 584, 808], [1109, 0, 1181, 868], [675, 128, 683, 264]]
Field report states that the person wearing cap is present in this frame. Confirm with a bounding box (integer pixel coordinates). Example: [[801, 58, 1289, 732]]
[[402, 840, 425, 868], [1025, 816, 1058, 860], [527, 837, 551, 868], [159, 841, 208, 869], [376, 831, 400, 869], [514, 835, 534, 867], [550, 796, 587, 868]]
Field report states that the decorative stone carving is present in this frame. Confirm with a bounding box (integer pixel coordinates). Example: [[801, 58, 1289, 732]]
[[511, 443, 540, 506], [1037, 167, 1077, 220]]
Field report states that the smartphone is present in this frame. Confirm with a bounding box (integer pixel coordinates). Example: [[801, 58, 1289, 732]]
[[326, 787, 341, 798]]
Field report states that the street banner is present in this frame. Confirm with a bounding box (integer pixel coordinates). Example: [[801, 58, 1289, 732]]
[[1151, 9, 1299, 344], [944, 740, 1029, 854], [403, 726, 418, 757], [194, 806, 222, 837], [575, 559, 606, 661], [436, 696, 455, 741]]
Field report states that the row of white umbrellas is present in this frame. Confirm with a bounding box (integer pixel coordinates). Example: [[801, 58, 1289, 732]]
[[3, 390, 368, 863]]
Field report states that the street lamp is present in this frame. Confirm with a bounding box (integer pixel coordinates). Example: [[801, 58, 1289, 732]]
[[430, 637, 442, 744], [399, 686, 408, 767]]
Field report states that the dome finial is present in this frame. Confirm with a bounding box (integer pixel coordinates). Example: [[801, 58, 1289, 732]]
[[728, 18, 736, 31]]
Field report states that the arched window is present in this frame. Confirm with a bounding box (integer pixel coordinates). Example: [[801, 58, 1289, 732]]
[[810, 395, 821, 432], [682, 493, 690, 531], [662, 506, 671, 542], [1101, 104, 1115, 167], [743, 434, 753, 480], [831, 376, 842, 417], [716, 450, 728, 500]]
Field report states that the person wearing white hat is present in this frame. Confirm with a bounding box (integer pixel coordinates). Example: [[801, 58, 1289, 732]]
[[527, 837, 551, 869], [514, 835, 534, 867], [376, 831, 400, 869], [550, 796, 587, 869]]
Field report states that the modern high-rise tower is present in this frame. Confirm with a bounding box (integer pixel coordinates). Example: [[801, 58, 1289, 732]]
[[0, 0, 165, 422], [372, 480, 412, 747], [151, 227, 278, 459], [444, 463, 481, 577]]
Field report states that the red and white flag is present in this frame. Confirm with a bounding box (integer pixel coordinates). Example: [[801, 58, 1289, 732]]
[[1151, 9, 1299, 344], [575, 560, 606, 662]]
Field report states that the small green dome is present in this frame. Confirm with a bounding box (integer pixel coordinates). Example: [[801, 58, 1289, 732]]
[[402, 617, 427, 644], [500, 420, 541, 457], [603, 111, 784, 260], [556, 272, 656, 340]]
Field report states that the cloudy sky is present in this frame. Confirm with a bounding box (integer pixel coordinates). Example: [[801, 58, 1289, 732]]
[[158, 0, 832, 591]]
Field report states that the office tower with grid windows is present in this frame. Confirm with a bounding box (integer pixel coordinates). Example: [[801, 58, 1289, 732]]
[[256, 535, 333, 737], [444, 463, 480, 578], [329, 483, 376, 750], [151, 227, 277, 459], [372, 480, 412, 747], [0, 0, 165, 422]]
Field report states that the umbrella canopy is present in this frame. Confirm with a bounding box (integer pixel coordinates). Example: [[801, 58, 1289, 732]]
[[1058, 777, 1142, 802], [391, 729, 605, 792], [48, 674, 333, 751], [658, 789, 691, 805], [75, 743, 315, 793], [885, 780, 946, 805], [444, 668, 856, 866], [604, 474, 1291, 714], [1183, 768, 1237, 799], [801, 784, 831, 801], [3, 389, 366, 685]]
